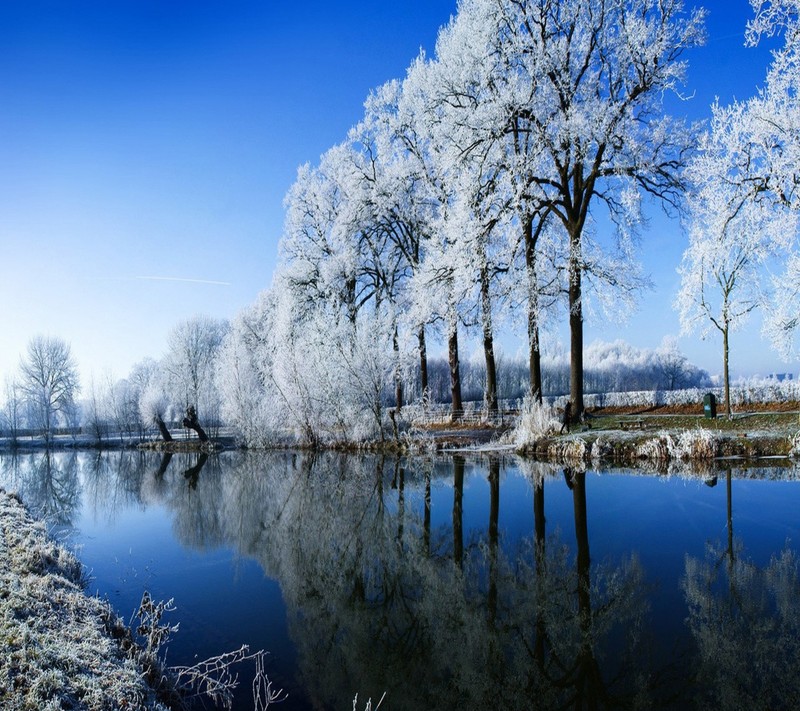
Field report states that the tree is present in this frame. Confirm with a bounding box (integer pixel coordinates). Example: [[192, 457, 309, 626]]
[[677, 99, 794, 417], [677, 192, 767, 418], [2, 376, 23, 445], [654, 337, 692, 391], [743, 0, 800, 357], [216, 297, 277, 447], [19, 335, 80, 443], [427, 0, 560, 406], [279, 145, 405, 441], [135, 358, 174, 442], [347, 86, 455, 413], [164, 315, 229, 432], [433, 0, 704, 421], [396, 54, 471, 420], [20, 335, 79, 442]]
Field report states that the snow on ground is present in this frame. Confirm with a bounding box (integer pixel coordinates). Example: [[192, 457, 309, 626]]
[[0, 489, 168, 711]]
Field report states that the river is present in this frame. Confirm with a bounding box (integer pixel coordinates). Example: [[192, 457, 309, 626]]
[[1, 450, 799, 710]]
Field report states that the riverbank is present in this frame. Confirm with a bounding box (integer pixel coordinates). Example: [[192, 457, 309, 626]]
[[432, 406, 800, 464], [2, 405, 799, 465], [0, 489, 169, 711]]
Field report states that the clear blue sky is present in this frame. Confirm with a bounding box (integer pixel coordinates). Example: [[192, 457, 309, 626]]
[[0, 0, 791, 388]]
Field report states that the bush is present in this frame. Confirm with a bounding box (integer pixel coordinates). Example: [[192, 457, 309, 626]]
[[513, 395, 561, 450]]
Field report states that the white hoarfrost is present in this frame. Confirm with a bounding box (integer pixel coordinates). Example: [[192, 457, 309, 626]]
[[512, 394, 561, 449]]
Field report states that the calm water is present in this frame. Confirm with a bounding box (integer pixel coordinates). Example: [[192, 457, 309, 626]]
[[1, 450, 800, 710]]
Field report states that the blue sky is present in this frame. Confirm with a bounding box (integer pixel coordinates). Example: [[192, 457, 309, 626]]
[[0, 0, 792, 388]]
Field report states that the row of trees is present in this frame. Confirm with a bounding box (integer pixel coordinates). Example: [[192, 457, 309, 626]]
[[4, 1, 799, 443], [408, 338, 711, 404], [217, 0, 709, 443], [1, 327, 709, 444], [2, 317, 229, 445], [220, 0, 800, 437]]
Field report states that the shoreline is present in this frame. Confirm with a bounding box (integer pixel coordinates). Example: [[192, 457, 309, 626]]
[[1, 406, 798, 467], [0, 489, 169, 710]]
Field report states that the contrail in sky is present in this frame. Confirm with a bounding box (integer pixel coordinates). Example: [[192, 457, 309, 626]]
[[136, 276, 231, 286]]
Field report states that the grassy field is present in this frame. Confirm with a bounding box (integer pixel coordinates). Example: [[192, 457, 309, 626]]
[[587, 410, 800, 434]]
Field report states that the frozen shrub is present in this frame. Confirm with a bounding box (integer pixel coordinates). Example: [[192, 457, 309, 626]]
[[670, 428, 718, 460], [590, 435, 614, 462], [635, 435, 671, 461], [513, 394, 560, 450], [789, 431, 800, 458]]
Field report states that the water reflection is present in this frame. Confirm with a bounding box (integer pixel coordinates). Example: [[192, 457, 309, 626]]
[[0, 450, 81, 524], [1, 451, 799, 710], [682, 468, 800, 710]]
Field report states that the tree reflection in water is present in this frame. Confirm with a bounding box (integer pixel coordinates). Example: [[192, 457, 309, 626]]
[[127, 452, 661, 709], [0, 451, 81, 525], [2, 451, 799, 709], [682, 468, 800, 710]]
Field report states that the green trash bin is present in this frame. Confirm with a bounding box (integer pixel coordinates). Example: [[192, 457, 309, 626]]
[[703, 393, 717, 419]]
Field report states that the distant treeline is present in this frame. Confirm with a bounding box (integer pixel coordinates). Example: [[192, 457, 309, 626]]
[[409, 341, 712, 405]]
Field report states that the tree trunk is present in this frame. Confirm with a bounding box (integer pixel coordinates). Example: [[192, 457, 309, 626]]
[[487, 457, 500, 623], [182, 405, 208, 442], [571, 467, 603, 707], [480, 263, 499, 415], [524, 215, 543, 402], [723, 322, 732, 419], [154, 414, 173, 442], [529, 321, 543, 405], [453, 456, 465, 568], [423, 469, 431, 556], [418, 326, 429, 407], [183, 452, 208, 489], [448, 316, 463, 421], [726, 469, 734, 562], [393, 327, 403, 414], [533, 476, 546, 668], [571, 469, 591, 626], [155, 452, 173, 478], [569, 236, 585, 421]]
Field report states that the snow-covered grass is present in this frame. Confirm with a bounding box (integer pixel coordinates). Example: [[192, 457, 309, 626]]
[[633, 429, 719, 465], [0, 489, 169, 711]]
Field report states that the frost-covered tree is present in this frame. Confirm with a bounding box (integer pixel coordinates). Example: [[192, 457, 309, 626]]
[[742, 0, 800, 357], [677, 99, 795, 417], [677, 196, 769, 418], [427, 0, 564, 404], [83, 375, 110, 444], [279, 140, 408, 440], [349, 82, 449, 410], [281, 148, 361, 326], [654, 336, 694, 391], [430, 0, 704, 420], [104, 374, 144, 443], [163, 315, 229, 431], [395, 55, 470, 419], [2, 376, 23, 444], [216, 295, 277, 447], [134, 357, 173, 442], [18, 335, 80, 443], [419, 21, 520, 415]]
